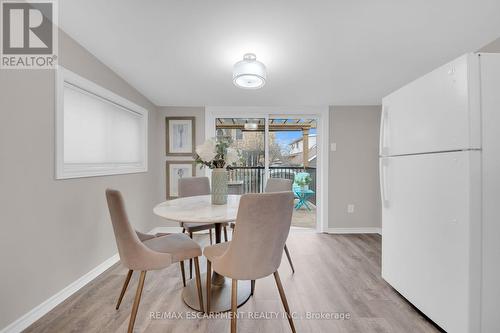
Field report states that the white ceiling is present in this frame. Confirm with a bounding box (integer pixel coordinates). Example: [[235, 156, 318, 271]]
[[59, 0, 500, 107]]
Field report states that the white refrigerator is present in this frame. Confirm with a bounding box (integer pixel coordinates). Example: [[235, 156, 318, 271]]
[[380, 53, 500, 333]]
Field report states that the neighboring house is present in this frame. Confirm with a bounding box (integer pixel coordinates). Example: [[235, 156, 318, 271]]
[[287, 134, 317, 167]]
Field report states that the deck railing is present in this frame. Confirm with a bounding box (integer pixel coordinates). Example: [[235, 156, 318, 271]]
[[228, 166, 317, 203]]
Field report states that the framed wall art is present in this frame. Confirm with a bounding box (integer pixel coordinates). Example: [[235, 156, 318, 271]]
[[166, 117, 195, 156], [166, 161, 196, 199]]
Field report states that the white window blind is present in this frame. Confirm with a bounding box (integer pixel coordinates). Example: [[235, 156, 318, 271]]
[[56, 68, 148, 179]]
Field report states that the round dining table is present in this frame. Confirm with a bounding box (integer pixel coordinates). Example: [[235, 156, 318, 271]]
[[153, 194, 251, 313]]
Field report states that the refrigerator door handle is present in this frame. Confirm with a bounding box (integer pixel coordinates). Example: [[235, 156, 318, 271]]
[[380, 106, 389, 155], [380, 158, 389, 207]]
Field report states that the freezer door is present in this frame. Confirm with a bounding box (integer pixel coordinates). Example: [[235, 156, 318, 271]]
[[381, 151, 480, 333], [380, 54, 480, 156]]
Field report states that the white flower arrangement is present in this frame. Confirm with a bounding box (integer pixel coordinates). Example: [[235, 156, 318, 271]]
[[196, 139, 217, 162], [195, 137, 241, 169]]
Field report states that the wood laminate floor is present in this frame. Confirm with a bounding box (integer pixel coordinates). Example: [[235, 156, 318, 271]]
[[24, 233, 442, 333]]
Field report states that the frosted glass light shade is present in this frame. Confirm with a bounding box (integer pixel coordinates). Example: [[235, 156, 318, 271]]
[[233, 53, 266, 89]]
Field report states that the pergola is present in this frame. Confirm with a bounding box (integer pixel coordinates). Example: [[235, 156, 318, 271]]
[[216, 118, 316, 167]]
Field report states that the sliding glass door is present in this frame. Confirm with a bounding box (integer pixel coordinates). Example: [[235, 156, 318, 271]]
[[215, 118, 266, 193], [214, 116, 318, 229], [268, 117, 317, 229]]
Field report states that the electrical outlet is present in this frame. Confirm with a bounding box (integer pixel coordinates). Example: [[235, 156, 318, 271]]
[[347, 204, 355, 213], [330, 142, 337, 151]]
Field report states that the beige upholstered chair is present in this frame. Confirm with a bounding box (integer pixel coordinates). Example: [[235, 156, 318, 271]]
[[106, 189, 204, 333], [229, 178, 296, 272], [204, 192, 296, 333], [178, 177, 228, 279], [135, 230, 156, 242], [114, 230, 172, 311], [265, 178, 296, 273]]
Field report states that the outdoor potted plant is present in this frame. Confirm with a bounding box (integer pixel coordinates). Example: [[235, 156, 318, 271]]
[[295, 173, 312, 191], [195, 137, 240, 204]]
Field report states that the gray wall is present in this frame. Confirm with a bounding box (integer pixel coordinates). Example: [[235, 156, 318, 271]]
[[0, 28, 384, 328], [0, 30, 162, 329], [156, 106, 205, 225], [478, 37, 500, 53], [155, 105, 383, 230], [328, 106, 382, 229]]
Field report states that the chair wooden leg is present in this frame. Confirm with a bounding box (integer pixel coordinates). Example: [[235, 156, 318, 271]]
[[273, 271, 296, 333], [284, 244, 295, 273], [251, 280, 255, 296], [116, 269, 133, 310], [193, 257, 205, 312], [231, 279, 238, 333], [209, 228, 213, 245], [179, 261, 186, 287], [189, 232, 193, 279], [223, 226, 228, 242], [127, 271, 147, 333], [206, 260, 212, 313], [181, 227, 185, 234]]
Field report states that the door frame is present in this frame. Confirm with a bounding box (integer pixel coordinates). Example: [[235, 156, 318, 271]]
[[205, 106, 329, 233]]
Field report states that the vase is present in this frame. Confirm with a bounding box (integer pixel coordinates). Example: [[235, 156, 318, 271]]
[[211, 168, 228, 205]]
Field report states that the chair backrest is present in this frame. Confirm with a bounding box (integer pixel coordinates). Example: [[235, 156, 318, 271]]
[[178, 177, 210, 197], [106, 189, 171, 271], [265, 178, 293, 193], [213, 192, 294, 280]]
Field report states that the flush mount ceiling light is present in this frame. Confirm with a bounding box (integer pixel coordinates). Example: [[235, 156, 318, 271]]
[[233, 53, 266, 89]]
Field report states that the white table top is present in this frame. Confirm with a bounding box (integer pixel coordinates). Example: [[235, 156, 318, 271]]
[[153, 195, 241, 224]]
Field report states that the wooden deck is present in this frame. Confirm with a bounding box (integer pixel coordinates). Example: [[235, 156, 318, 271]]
[[291, 201, 316, 229]]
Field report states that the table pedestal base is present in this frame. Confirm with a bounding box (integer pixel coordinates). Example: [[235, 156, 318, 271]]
[[182, 273, 251, 313]]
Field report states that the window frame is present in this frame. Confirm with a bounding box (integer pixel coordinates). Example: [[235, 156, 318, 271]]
[[55, 67, 148, 179]]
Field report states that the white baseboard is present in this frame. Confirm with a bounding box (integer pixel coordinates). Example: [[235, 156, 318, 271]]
[[151, 226, 216, 235], [0, 225, 208, 333], [159, 225, 382, 235], [0, 253, 120, 333], [326, 227, 382, 235], [149, 226, 183, 234], [2, 223, 328, 333]]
